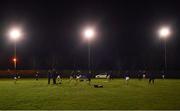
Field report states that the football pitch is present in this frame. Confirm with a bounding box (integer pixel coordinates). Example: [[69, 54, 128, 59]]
[[0, 78, 180, 110]]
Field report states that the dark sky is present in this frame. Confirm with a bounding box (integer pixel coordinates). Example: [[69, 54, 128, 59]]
[[0, 0, 180, 70]]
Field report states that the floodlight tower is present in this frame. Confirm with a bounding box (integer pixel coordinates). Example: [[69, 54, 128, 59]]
[[83, 27, 95, 74], [9, 27, 22, 70], [158, 26, 171, 74]]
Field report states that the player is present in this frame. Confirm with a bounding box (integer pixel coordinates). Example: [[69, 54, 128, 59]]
[[75, 71, 82, 85], [143, 74, 146, 79], [76, 74, 81, 81], [149, 73, 155, 84], [107, 74, 110, 81], [125, 71, 130, 85], [87, 73, 91, 85], [76, 70, 81, 81], [142, 70, 146, 79], [162, 74, 165, 80], [57, 74, 62, 84], [107, 71, 112, 81], [17, 73, 21, 79], [14, 73, 18, 84], [35, 71, 39, 80], [52, 69, 57, 84]]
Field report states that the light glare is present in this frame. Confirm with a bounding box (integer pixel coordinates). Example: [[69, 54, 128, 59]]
[[13, 58, 17, 62], [84, 28, 95, 39], [159, 27, 171, 38], [9, 28, 22, 41]]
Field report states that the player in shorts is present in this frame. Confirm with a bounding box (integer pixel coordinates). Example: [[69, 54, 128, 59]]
[[125, 72, 130, 85], [162, 75, 165, 80], [14, 74, 18, 84], [57, 74, 62, 84], [35, 71, 39, 80]]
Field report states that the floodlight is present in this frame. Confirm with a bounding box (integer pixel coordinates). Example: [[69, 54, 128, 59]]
[[84, 28, 95, 40], [159, 27, 171, 38], [9, 28, 22, 41], [13, 58, 17, 62]]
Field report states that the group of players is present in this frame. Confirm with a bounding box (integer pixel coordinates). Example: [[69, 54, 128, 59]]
[[13, 70, 165, 85], [125, 71, 165, 85], [34, 69, 91, 85]]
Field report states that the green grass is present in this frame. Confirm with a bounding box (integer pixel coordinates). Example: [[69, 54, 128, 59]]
[[0, 78, 180, 110]]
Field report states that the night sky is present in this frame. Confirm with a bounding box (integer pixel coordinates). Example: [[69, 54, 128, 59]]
[[0, 0, 180, 70]]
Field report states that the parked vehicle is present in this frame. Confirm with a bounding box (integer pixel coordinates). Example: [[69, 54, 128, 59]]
[[95, 72, 108, 79]]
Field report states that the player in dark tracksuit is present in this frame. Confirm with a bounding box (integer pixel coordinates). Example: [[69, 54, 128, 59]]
[[48, 70, 51, 84], [52, 69, 57, 84], [35, 72, 39, 81], [149, 73, 155, 84], [107, 71, 112, 81], [14, 73, 18, 84], [87, 73, 91, 85]]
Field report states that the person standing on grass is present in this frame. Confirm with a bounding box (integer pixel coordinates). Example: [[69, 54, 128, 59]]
[[87, 73, 91, 85], [52, 69, 57, 84], [149, 73, 155, 84], [57, 72, 62, 84], [125, 71, 130, 85], [14, 73, 18, 84], [143, 74, 146, 79], [75, 70, 81, 85], [162, 74, 165, 80], [57, 75, 62, 84], [48, 70, 52, 84], [161, 71, 165, 80], [35, 71, 39, 81], [17, 73, 21, 79], [107, 71, 112, 81]]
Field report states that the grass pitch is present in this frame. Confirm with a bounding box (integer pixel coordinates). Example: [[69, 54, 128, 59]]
[[0, 78, 180, 110]]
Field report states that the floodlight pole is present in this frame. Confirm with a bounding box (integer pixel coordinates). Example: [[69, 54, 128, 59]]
[[164, 39, 167, 74], [88, 40, 91, 74], [14, 41, 17, 70]]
